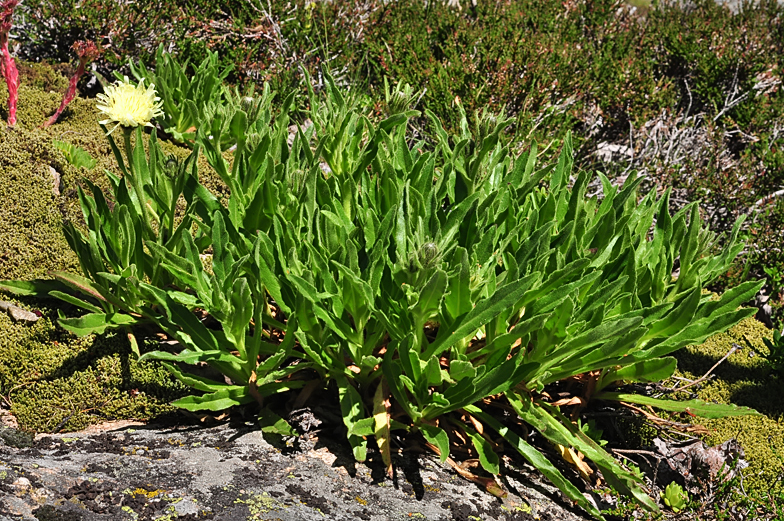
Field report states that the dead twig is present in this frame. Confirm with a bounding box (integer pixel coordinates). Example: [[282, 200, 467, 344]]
[[713, 65, 750, 123], [751, 189, 784, 211], [668, 343, 739, 393]]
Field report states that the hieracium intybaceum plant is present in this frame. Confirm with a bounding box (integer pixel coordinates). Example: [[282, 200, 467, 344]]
[[0, 68, 764, 520]]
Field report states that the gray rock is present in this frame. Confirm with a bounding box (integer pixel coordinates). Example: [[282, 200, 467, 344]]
[[0, 420, 591, 521]]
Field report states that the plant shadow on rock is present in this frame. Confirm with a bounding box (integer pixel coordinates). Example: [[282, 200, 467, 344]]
[[501, 465, 592, 520], [246, 388, 433, 501]]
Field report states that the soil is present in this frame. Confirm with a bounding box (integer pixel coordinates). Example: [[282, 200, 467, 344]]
[[0, 415, 592, 521]]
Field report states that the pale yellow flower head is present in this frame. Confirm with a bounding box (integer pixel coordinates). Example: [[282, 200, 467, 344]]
[[96, 76, 164, 134]]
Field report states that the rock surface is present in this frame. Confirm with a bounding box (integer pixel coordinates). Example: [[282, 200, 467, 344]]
[[0, 419, 591, 521]]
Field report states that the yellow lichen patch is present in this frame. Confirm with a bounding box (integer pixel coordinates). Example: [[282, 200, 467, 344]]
[[234, 492, 285, 516], [355, 496, 367, 506], [131, 487, 165, 498], [673, 317, 784, 494]]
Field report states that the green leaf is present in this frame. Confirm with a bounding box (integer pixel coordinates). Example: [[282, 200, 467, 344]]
[[413, 269, 448, 325], [146, 241, 199, 288], [138, 349, 241, 366], [423, 355, 444, 387], [53, 140, 96, 170], [465, 405, 605, 520], [537, 315, 644, 373], [171, 387, 254, 411], [394, 195, 407, 265], [641, 287, 701, 342], [508, 396, 657, 512], [211, 211, 231, 286], [52, 271, 126, 310], [599, 357, 677, 389], [349, 417, 376, 437], [58, 312, 139, 336], [444, 247, 472, 321], [161, 362, 236, 393], [465, 428, 500, 475], [161, 297, 222, 352], [225, 278, 253, 356], [634, 306, 759, 361], [48, 291, 103, 313], [419, 424, 450, 462], [437, 358, 535, 416], [259, 407, 298, 436], [424, 275, 538, 359], [337, 376, 368, 462], [253, 233, 289, 314], [382, 350, 420, 422], [448, 360, 476, 381], [597, 393, 761, 419], [0, 279, 71, 296]]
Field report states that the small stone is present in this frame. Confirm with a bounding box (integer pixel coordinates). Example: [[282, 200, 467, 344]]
[[0, 301, 40, 323], [754, 294, 773, 328], [49, 165, 61, 196], [12, 477, 31, 490]]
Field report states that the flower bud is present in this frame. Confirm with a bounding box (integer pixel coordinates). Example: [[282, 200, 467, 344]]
[[164, 155, 179, 179], [418, 242, 439, 267], [241, 96, 255, 113]]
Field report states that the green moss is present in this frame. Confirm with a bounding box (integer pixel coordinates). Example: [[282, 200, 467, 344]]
[[0, 311, 89, 385], [0, 131, 78, 280], [0, 298, 189, 432], [674, 318, 784, 495], [0, 61, 210, 433], [7, 329, 187, 433]]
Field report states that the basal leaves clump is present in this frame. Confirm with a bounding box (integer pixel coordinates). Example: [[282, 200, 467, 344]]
[[1, 71, 763, 519]]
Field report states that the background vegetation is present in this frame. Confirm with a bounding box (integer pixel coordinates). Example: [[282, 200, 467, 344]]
[[2, 0, 783, 518]]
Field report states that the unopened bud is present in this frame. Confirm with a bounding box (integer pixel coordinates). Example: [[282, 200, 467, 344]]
[[419, 242, 439, 267], [164, 155, 179, 178], [241, 96, 255, 112]]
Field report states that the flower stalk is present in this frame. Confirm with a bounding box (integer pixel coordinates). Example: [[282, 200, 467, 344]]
[[0, 0, 19, 126], [43, 41, 102, 128]]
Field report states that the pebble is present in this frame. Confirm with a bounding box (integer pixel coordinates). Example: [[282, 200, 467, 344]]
[[0, 301, 40, 323]]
